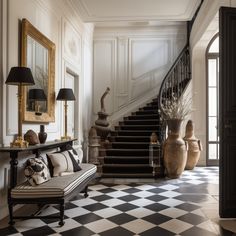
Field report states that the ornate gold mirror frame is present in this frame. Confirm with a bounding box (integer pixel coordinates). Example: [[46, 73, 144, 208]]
[[21, 18, 55, 123]]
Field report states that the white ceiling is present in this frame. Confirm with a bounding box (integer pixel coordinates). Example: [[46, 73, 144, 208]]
[[72, 0, 202, 26]]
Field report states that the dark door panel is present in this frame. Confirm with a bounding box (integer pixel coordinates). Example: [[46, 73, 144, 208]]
[[219, 6, 236, 217]]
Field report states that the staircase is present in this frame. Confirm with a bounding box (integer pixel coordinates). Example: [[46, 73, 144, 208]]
[[94, 1, 206, 177], [98, 43, 192, 178], [98, 45, 191, 178], [99, 97, 162, 177]]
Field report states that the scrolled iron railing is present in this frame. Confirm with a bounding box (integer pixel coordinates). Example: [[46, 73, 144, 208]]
[[158, 44, 191, 116], [157, 44, 191, 142]]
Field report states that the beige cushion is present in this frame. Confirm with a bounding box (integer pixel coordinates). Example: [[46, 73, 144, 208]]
[[11, 164, 97, 199], [47, 150, 81, 177]]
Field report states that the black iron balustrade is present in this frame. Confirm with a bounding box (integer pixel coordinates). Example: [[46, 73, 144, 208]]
[[158, 45, 191, 141], [158, 45, 190, 112]]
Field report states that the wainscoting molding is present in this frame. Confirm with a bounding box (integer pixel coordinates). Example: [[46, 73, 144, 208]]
[[93, 26, 186, 124], [93, 39, 116, 115]]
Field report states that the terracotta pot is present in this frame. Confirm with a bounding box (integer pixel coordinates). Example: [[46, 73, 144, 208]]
[[183, 120, 202, 170], [164, 119, 187, 178]]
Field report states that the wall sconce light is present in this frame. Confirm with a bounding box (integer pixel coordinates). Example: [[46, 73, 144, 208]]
[[56, 88, 76, 140], [5, 67, 35, 147], [28, 88, 47, 116]]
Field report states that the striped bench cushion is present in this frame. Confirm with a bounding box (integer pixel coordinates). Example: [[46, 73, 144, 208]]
[[11, 164, 97, 199]]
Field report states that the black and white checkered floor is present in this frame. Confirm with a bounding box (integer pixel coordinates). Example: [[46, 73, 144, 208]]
[[1, 167, 234, 236]]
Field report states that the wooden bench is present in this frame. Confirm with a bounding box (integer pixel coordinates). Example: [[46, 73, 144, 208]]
[[9, 163, 96, 226], [0, 140, 97, 226]]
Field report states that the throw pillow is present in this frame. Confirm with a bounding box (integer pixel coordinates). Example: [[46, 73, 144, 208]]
[[65, 144, 83, 163], [47, 150, 82, 177], [24, 158, 51, 186]]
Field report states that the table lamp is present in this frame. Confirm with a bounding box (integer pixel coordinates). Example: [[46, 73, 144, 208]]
[[5, 67, 35, 147], [28, 88, 47, 115], [56, 88, 75, 140]]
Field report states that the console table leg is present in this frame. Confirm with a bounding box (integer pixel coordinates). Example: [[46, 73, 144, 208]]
[[9, 152, 18, 189]]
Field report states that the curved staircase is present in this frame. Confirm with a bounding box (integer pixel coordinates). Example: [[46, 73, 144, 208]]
[[98, 45, 191, 178], [99, 97, 163, 177], [94, 1, 205, 177]]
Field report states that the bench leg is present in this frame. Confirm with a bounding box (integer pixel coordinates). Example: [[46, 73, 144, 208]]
[[59, 202, 65, 226], [84, 186, 89, 198], [8, 202, 15, 225]]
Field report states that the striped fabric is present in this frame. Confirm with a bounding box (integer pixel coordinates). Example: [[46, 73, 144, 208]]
[[47, 150, 81, 177], [11, 164, 97, 199]]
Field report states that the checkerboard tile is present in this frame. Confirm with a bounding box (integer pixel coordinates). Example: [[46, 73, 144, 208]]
[[159, 219, 193, 234], [0, 167, 226, 236]]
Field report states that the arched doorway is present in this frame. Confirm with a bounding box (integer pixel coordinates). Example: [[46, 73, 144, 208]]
[[206, 34, 219, 166]]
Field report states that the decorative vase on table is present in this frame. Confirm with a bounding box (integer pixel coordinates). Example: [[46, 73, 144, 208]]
[[164, 119, 187, 178], [38, 125, 47, 144], [183, 120, 202, 170]]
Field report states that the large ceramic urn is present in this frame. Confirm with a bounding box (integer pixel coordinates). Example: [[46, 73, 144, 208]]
[[183, 120, 202, 170], [164, 119, 187, 178]]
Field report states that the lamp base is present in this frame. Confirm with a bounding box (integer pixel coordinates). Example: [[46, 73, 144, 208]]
[[10, 136, 29, 148], [60, 136, 72, 141]]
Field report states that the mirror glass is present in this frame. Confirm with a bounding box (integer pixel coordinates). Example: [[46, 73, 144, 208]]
[[21, 18, 55, 123], [26, 35, 48, 113]]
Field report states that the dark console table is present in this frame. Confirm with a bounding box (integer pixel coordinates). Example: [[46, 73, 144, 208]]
[[0, 139, 76, 190]]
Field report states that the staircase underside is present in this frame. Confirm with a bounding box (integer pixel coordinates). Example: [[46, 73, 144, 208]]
[[99, 97, 164, 178]]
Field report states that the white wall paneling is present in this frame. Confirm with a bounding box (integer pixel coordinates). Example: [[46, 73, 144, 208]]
[[93, 25, 187, 124], [0, 0, 94, 220], [61, 16, 82, 144], [93, 39, 116, 116], [116, 37, 128, 110], [63, 19, 82, 68], [82, 34, 94, 162], [189, 0, 233, 165], [65, 69, 76, 139], [129, 38, 171, 101], [0, 0, 8, 219], [0, 0, 3, 146], [64, 63, 81, 141], [5, 0, 61, 142]]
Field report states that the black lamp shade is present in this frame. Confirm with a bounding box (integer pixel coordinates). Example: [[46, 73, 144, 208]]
[[5, 67, 35, 85], [28, 89, 47, 101], [56, 88, 76, 101]]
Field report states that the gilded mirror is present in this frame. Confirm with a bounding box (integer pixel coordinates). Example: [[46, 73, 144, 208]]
[[21, 18, 55, 123]]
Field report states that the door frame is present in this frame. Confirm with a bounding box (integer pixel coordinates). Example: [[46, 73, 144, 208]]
[[206, 33, 219, 166]]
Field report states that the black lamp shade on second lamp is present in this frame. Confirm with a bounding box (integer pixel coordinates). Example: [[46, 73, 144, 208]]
[[56, 88, 76, 101]]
